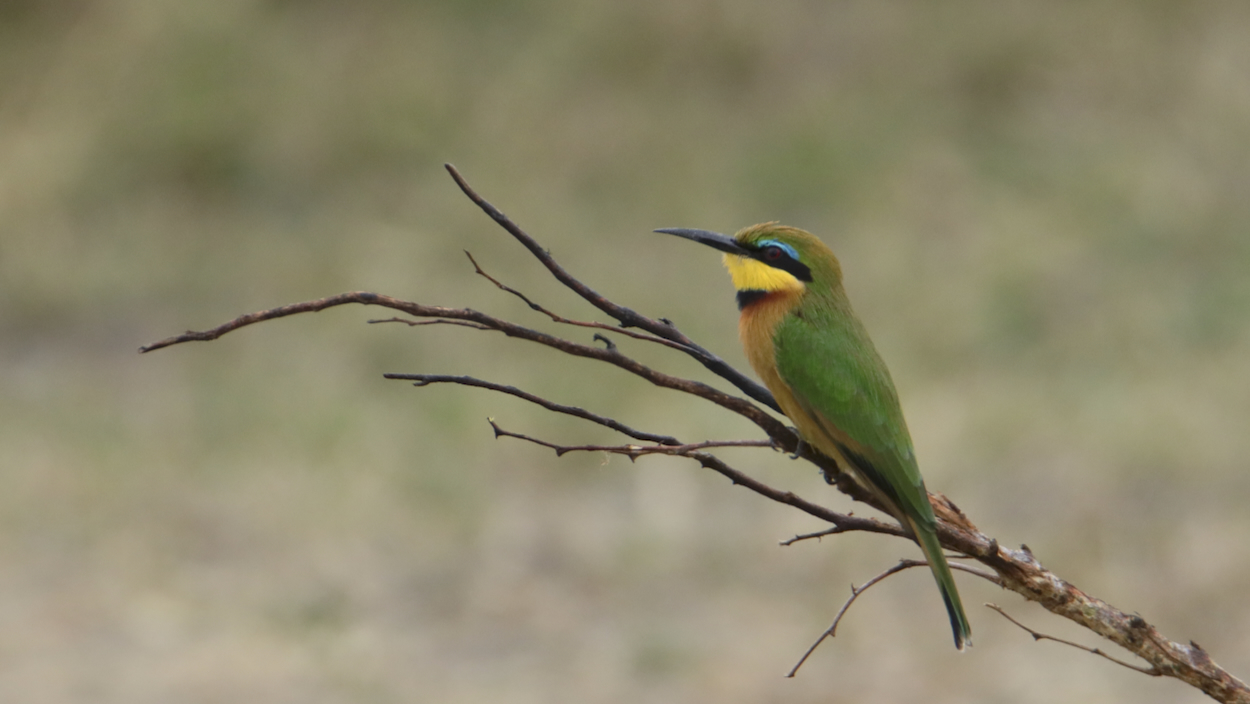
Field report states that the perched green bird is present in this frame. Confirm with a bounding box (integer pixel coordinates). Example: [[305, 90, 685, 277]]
[[657, 222, 972, 650]]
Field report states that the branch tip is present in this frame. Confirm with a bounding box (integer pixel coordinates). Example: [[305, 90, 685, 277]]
[[985, 603, 1161, 676]]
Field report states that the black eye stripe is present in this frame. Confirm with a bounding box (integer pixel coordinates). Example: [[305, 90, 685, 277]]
[[749, 244, 812, 282]]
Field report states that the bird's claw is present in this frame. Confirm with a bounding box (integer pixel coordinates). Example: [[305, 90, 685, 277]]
[[789, 434, 805, 459], [770, 430, 805, 459]]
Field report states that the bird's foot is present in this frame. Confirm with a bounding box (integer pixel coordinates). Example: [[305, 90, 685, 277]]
[[769, 430, 805, 459], [790, 434, 806, 459]]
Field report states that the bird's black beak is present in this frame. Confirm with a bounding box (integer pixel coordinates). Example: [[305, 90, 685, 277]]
[[654, 228, 751, 256]]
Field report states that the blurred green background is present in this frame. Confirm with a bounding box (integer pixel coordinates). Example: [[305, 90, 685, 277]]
[[3, 1, 1249, 702]]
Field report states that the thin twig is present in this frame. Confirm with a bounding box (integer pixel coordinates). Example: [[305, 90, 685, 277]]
[[487, 420, 770, 459], [987, 603, 1161, 676], [386, 373, 681, 445], [139, 291, 793, 443], [789, 560, 927, 677], [465, 251, 691, 352], [789, 559, 1001, 677], [445, 163, 783, 413], [368, 317, 493, 330], [488, 420, 903, 538], [780, 527, 847, 546], [139, 292, 390, 352]]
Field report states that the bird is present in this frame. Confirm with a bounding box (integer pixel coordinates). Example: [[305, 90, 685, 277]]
[[656, 222, 972, 650]]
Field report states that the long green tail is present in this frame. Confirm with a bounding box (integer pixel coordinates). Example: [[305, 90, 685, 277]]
[[908, 517, 972, 650]]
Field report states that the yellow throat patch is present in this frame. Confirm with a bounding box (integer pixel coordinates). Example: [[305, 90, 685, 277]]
[[722, 253, 806, 293]]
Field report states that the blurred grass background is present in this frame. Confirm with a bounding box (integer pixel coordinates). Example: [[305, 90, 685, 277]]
[[2, 1, 1249, 701]]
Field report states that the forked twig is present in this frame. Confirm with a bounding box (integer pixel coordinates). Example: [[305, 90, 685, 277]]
[[464, 251, 690, 352], [139, 291, 795, 445], [445, 163, 783, 413], [787, 559, 1001, 677]]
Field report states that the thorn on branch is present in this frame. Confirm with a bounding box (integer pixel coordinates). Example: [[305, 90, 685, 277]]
[[780, 526, 846, 546], [593, 333, 616, 351]]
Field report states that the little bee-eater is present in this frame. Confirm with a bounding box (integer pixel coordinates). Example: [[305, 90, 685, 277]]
[[657, 223, 971, 650]]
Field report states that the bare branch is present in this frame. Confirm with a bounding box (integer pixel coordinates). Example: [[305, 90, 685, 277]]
[[781, 526, 853, 546], [486, 420, 770, 458], [465, 251, 691, 352], [931, 520, 1249, 702], [445, 163, 783, 413], [139, 291, 794, 444], [487, 419, 903, 538], [987, 603, 1161, 676], [139, 292, 389, 352], [385, 373, 681, 445], [368, 317, 493, 330], [139, 166, 1250, 704], [789, 559, 1002, 677]]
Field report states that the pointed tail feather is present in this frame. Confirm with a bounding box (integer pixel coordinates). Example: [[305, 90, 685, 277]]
[[906, 516, 973, 651]]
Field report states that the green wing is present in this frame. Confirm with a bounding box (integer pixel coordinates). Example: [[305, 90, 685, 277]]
[[773, 300, 973, 649], [772, 302, 933, 527]]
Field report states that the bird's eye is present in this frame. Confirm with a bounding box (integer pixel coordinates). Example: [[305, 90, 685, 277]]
[[763, 245, 785, 261]]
